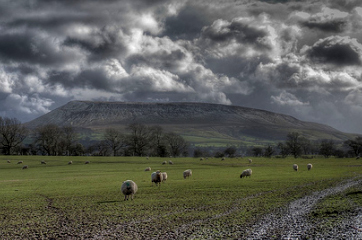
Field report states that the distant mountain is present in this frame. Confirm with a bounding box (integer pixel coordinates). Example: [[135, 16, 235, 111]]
[[25, 101, 356, 145]]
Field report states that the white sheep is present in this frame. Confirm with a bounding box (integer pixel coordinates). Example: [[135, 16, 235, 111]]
[[240, 169, 252, 178], [121, 180, 138, 201], [151, 170, 164, 186], [7, 160, 10, 163], [22, 165, 28, 170], [183, 169, 192, 179], [307, 163, 313, 171], [248, 158, 252, 163], [168, 160, 173, 165], [293, 164, 298, 171], [162, 172, 168, 182], [41, 161, 47, 164], [162, 161, 167, 165], [68, 161, 73, 165], [145, 167, 151, 171]]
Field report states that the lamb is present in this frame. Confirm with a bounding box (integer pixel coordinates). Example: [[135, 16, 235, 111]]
[[145, 167, 151, 171], [162, 172, 168, 182], [240, 169, 252, 178], [121, 180, 138, 201], [151, 170, 164, 186], [307, 163, 313, 171], [248, 158, 252, 163], [22, 165, 28, 169], [293, 164, 298, 171], [183, 169, 192, 179]]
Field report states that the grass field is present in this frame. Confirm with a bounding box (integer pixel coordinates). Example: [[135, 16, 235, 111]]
[[1, 156, 362, 239]]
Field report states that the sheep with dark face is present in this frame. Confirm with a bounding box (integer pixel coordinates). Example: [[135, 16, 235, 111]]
[[22, 165, 28, 169], [293, 164, 298, 171], [307, 163, 313, 171], [183, 169, 192, 179], [151, 170, 164, 186], [240, 169, 252, 178], [121, 180, 138, 200], [41, 161, 46, 165]]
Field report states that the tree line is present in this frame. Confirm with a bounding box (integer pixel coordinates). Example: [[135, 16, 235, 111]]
[[0, 117, 188, 157], [0, 116, 361, 158]]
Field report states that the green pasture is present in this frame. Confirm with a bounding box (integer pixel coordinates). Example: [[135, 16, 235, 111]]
[[1, 156, 362, 238]]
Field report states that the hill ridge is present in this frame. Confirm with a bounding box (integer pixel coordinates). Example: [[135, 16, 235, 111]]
[[25, 101, 353, 143]]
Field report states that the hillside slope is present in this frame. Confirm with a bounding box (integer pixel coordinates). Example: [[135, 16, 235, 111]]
[[25, 101, 355, 145]]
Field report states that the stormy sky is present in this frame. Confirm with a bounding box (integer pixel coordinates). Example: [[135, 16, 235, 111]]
[[0, 0, 361, 134]]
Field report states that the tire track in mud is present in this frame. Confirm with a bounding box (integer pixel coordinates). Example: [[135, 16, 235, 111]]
[[244, 177, 362, 239]]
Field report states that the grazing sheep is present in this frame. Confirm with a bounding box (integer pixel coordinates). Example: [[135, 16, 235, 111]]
[[85, 161, 90, 164], [162, 161, 167, 165], [293, 164, 298, 171], [169, 160, 173, 165], [68, 161, 73, 165], [22, 165, 28, 169], [151, 170, 164, 186], [248, 158, 252, 163], [307, 163, 313, 171], [183, 169, 192, 179], [121, 180, 138, 201], [145, 167, 151, 171], [357, 156, 360, 160], [41, 161, 47, 165], [7, 160, 10, 163], [200, 158, 204, 161], [17, 161, 23, 164], [221, 157, 225, 161], [240, 169, 252, 178], [162, 172, 168, 182]]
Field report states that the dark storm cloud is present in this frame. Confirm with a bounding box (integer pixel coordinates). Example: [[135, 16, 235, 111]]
[[163, 3, 213, 40], [200, 18, 271, 51], [301, 19, 347, 33], [303, 36, 362, 66], [0, 0, 362, 134]]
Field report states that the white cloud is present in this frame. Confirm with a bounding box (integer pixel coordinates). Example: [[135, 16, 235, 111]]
[[271, 91, 309, 106]]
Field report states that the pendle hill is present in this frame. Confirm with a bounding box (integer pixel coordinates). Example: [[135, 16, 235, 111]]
[[25, 101, 356, 146]]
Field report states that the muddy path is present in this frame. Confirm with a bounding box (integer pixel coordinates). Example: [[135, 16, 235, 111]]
[[94, 177, 362, 239], [243, 177, 362, 239]]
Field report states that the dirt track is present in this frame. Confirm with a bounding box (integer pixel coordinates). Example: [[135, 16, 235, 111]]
[[92, 178, 362, 239]]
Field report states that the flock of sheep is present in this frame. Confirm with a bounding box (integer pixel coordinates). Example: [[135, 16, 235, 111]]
[[6, 158, 313, 201], [121, 159, 314, 201], [121, 167, 193, 201]]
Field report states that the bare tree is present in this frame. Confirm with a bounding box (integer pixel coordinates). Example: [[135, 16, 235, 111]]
[[0, 117, 28, 155], [126, 123, 152, 156], [148, 125, 168, 157], [59, 126, 78, 155], [35, 124, 62, 156], [344, 137, 362, 157], [103, 128, 125, 156], [263, 145, 274, 158], [319, 139, 336, 158], [285, 132, 303, 158], [164, 132, 188, 157]]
